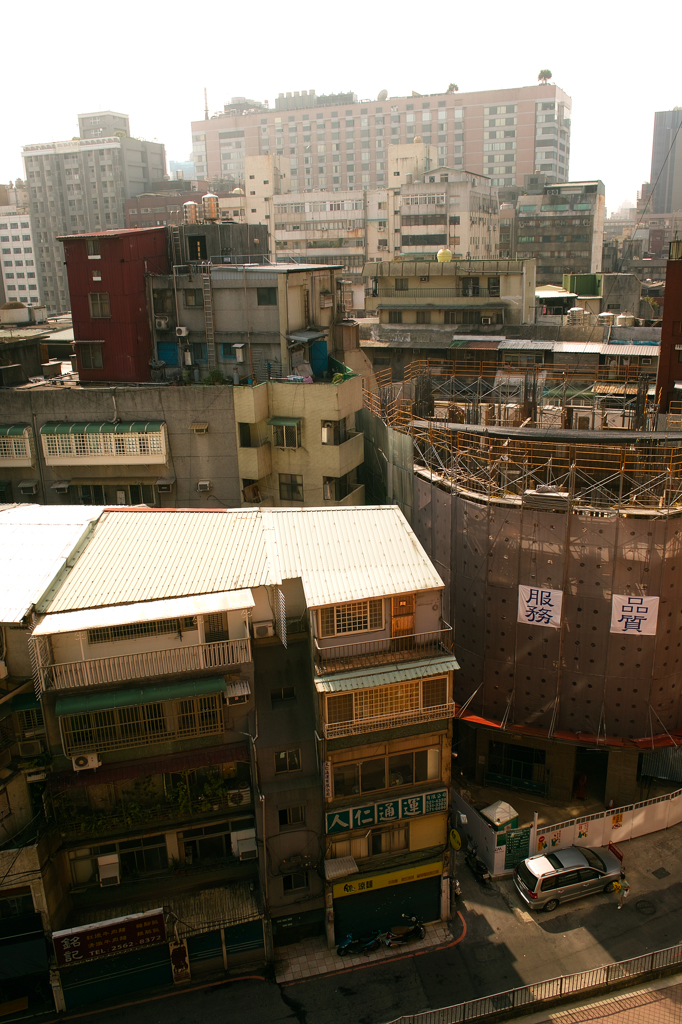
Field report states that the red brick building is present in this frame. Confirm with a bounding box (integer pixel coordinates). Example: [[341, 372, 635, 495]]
[[654, 240, 682, 411], [59, 227, 168, 382]]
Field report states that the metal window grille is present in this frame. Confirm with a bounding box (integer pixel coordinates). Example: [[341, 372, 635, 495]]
[[42, 431, 163, 459], [88, 616, 196, 645], [272, 424, 300, 448], [61, 694, 223, 756], [18, 708, 44, 734], [327, 677, 447, 725], [0, 437, 30, 459], [319, 598, 384, 638]]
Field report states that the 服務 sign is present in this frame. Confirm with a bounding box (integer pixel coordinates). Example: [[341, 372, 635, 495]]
[[518, 586, 563, 628], [610, 594, 659, 635], [53, 909, 166, 967]]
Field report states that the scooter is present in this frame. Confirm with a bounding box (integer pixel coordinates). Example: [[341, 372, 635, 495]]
[[336, 929, 382, 956], [384, 914, 426, 947], [453, 878, 462, 897], [465, 840, 491, 885]]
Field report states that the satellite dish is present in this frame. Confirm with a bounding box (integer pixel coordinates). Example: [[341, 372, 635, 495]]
[[377, 89, 388, 102]]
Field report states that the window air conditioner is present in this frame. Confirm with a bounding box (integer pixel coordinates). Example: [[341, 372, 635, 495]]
[[18, 740, 43, 757], [197, 480, 212, 492], [232, 344, 245, 363], [253, 620, 275, 638], [97, 854, 121, 887], [176, 326, 189, 337], [321, 422, 335, 444], [481, 317, 493, 325], [18, 481, 39, 496], [72, 753, 101, 771], [155, 316, 169, 329], [231, 828, 257, 861]]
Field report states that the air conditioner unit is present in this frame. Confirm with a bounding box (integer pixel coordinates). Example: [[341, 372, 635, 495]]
[[18, 481, 38, 496], [321, 421, 335, 444], [72, 753, 101, 771], [155, 316, 169, 329], [176, 326, 189, 337], [51, 481, 70, 494], [97, 853, 120, 887], [481, 317, 493, 325], [18, 740, 43, 758], [231, 828, 257, 861], [253, 620, 275, 638], [197, 480, 212, 493], [232, 343, 245, 363]]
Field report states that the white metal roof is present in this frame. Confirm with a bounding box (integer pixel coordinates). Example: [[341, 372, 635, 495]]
[[0, 504, 104, 623], [42, 506, 443, 614], [44, 509, 269, 613], [32, 589, 254, 636]]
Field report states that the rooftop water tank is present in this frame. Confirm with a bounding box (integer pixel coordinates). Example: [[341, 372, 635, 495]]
[[202, 193, 220, 221], [183, 201, 199, 224]]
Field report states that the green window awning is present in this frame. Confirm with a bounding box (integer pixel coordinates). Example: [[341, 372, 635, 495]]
[[0, 423, 29, 437], [40, 421, 164, 436], [11, 693, 41, 712], [55, 676, 227, 717], [315, 655, 459, 693], [267, 417, 301, 427]]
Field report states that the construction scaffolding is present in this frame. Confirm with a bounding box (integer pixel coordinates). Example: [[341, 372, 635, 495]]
[[364, 364, 679, 515]]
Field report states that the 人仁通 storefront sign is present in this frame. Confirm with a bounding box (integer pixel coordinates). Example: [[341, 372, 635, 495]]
[[326, 789, 447, 835]]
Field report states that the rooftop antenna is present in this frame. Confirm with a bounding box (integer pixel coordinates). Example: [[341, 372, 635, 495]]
[[204, 87, 209, 121]]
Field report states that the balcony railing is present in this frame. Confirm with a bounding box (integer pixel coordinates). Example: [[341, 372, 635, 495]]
[[41, 638, 252, 691], [323, 702, 457, 738], [376, 288, 495, 299], [57, 788, 253, 841], [314, 627, 452, 675]]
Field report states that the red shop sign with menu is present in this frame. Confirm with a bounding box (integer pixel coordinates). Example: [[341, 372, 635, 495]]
[[53, 908, 166, 967]]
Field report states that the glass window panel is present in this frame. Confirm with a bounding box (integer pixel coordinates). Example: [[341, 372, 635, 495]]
[[388, 752, 413, 787], [333, 763, 359, 797], [360, 758, 386, 792]]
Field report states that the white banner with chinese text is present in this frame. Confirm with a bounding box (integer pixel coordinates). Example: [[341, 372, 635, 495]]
[[517, 586, 563, 628], [610, 595, 659, 635]]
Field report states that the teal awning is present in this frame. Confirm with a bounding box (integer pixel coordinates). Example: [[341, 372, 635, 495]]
[[0, 424, 29, 437], [55, 676, 227, 717], [40, 421, 164, 436], [11, 692, 41, 712], [267, 417, 301, 427], [315, 655, 459, 693]]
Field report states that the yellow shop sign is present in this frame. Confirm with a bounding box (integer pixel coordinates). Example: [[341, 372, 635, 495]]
[[332, 860, 442, 899]]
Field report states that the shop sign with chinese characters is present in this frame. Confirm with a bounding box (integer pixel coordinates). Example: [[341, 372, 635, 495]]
[[518, 586, 563, 628], [332, 860, 442, 898], [53, 908, 165, 967], [326, 789, 447, 834], [610, 595, 659, 635]]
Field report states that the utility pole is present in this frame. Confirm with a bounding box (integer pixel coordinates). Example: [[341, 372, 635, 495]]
[[204, 87, 209, 121]]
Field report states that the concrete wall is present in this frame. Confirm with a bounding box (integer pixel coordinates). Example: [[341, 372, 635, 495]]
[[0, 384, 241, 508]]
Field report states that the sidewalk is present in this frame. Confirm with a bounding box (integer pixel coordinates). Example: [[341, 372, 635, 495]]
[[274, 919, 459, 985], [523, 974, 682, 1024]]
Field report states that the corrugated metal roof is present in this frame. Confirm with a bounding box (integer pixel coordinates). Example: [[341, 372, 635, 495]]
[[0, 504, 104, 623], [43, 507, 443, 614], [265, 507, 444, 608], [44, 509, 270, 613], [33, 589, 254, 636], [600, 344, 659, 357], [315, 655, 459, 692]]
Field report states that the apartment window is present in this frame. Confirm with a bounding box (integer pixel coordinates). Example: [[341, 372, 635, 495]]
[[388, 310, 402, 324], [184, 289, 203, 307], [283, 871, 308, 892], [332, 746, 440, 797], [272, 422, 300, 448], [279, 473, 304, 502], [88, 292, 110, 318], [192, 342, 208, 363], [86, 239, 100, 256], [278, 805, 305, 829], [275, 748, 301, 773], [257, 287, 277, 305], [271, 686, 296, 707], [416, 311, 431, 324], [327, 679, 447, 728], [88, 616, 196, 645], [488, 276, 501, 297], [318, 598, 383, 638], [79, 343, 103, 369]]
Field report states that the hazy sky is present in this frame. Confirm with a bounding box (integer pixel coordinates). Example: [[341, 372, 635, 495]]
[[3, 0, 679, 215]]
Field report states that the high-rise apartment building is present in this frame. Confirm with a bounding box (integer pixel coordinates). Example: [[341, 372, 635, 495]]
[[191, 83, 571, 195], [22, 112, 166, 314], [0, 201, 41, 307], [649, 109, 682, 215]]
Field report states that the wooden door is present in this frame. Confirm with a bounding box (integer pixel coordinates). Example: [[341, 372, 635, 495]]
[[391, 594, 415, 647]]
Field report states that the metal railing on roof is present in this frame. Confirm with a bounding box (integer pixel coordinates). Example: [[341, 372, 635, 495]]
[[314, 628, 452, 675], [383, 941, 682, 1024]]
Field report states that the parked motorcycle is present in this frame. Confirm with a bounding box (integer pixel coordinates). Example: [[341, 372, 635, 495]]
[[336, 929, 382, 956], [465, 839, 491, 885], [453, 878, 463, 897], [384, 914, 426, 947]]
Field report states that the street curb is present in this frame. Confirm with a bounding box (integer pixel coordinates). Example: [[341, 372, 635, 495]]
[[280, 910, 467, 988]]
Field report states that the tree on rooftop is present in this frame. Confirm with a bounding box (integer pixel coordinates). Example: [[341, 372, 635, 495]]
[[538, 70, 553, 84], [447, 83, 459, 93]]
